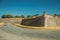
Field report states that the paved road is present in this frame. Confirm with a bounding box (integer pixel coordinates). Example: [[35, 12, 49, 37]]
[[0, 23, 60, 40]]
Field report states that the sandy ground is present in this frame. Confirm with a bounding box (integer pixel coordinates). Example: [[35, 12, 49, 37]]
[[0, 22, 4, 26], [0, 23, 60, 40]]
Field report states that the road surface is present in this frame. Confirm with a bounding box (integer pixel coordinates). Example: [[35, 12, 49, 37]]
[[0, 23, 60, 40]]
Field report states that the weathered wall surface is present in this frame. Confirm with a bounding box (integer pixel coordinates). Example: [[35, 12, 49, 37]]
[[0, 18, 23, 24], [46, 17, 60, 27], [21, 16, 45, 26], [21, 16, 60, 27]]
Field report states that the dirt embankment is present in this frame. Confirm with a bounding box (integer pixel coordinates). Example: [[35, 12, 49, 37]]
[[0, 22, 4, 26], [14, 23, 60, 30]]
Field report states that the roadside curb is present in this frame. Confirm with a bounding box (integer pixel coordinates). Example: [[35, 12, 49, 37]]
[[13, 23, 60, 30]]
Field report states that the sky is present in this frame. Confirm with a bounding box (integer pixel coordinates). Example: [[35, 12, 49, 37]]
[[0, 0, 60, 17]]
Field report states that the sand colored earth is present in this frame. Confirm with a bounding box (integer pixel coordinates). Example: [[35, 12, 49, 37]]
[[14, 23, 60, 30], [0, 22, 4, 26]]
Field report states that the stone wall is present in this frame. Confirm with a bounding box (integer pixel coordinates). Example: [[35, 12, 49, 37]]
[[21, 15, 60, 27], [21, 16, 45, 26], [45, 17, 60, 27]]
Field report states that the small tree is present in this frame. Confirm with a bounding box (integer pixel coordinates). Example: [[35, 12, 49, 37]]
[[54, 14, 57, 17], [1, 14, 7, 18], [33, 14, 40, 16], [21, 15, 25, 18], [58, 14, 60, 17], [7, 14, 13, 18], [14, 16, 21, 18], [1, 14, 13, 18], [27, 15, 31, 18]]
